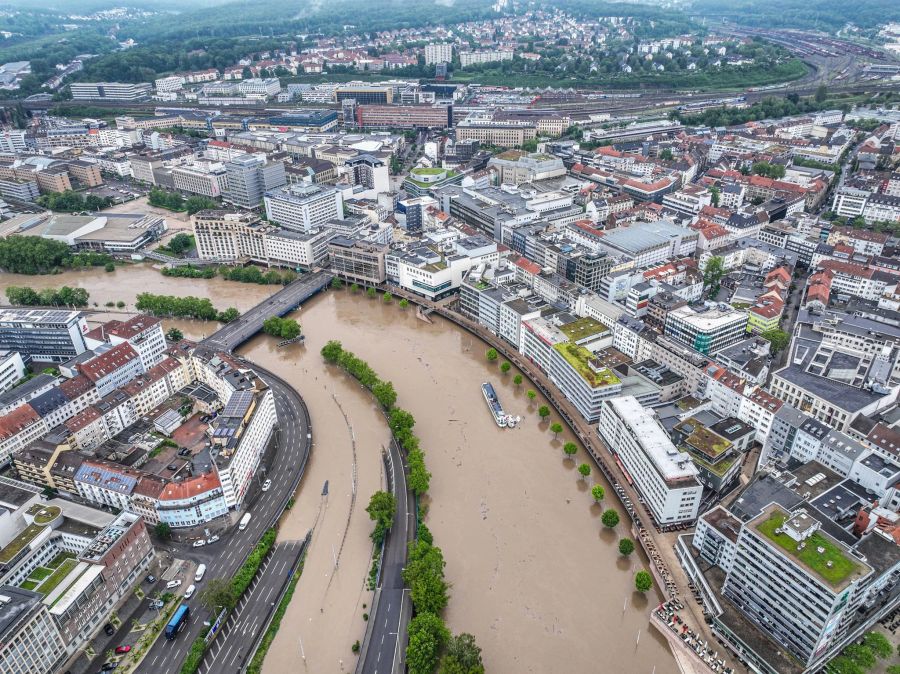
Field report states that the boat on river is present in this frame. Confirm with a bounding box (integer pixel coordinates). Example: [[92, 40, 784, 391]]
[[482, 382, 518, 428]]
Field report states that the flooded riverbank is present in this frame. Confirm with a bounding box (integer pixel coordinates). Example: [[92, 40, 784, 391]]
[[0, 264, 279, 314], [0, 270, 677, 672], [247, 290, 677, 674]]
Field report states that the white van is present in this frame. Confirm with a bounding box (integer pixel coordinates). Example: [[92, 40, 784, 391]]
[[194, 564, 206, 582], [184, 584, 196, 600], [239, 513, 251, 531]]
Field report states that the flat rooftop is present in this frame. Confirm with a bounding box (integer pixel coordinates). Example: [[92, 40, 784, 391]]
[[557, 316, 609, 342], [607, 395, 699, 484], [751, 504, 869, 591], [553, 342, 620, 389]]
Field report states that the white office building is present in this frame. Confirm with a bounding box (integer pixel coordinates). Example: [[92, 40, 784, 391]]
[[264, 183, 344, 233], [597, 396, 702, 525], [664, 305, 748, 355]]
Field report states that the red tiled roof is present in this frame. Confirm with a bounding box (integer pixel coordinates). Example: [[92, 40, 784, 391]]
[[133, 475, 166, 498], [83, 320, 123, 343], [79, 343, 140, 382], [0, 404, 40, 440], [159, 472, 222, 502], [513, 256, 541, 275], [65, 406, 101, 432], [59, 374, 95, 400], [749, 299, 784, 319], [818, 260, 876, 280]]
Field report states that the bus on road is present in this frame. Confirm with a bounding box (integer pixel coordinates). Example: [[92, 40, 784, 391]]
[[165, 604, 190, 639]]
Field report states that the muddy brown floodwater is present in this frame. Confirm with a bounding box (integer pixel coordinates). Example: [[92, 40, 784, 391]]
[[0, 268, 677, 673]]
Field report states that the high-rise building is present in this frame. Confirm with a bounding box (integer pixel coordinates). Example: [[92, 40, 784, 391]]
[[0, 309, 89, 364], [264, 183, 344, 233], [664, 305, 748, 355], [424, 43, 453, 65], [344, 154, 390, 195], [224, 155, 286, 209]]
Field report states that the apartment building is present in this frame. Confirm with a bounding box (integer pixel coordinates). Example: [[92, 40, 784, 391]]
[[211, 388, 277, 508], [157, 472, 229, 528], [0, 350, 26, 394], [597, 395, 702, 525], [459, 50, 513, 67], [424, 43, 453, 64], [50, 511, 153, 648], [77, 343, 144, 397]]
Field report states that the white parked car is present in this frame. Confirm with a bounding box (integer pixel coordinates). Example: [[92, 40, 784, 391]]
[[262, 479, 272, 492], [206, 534, 220, 544], [192, 539, 206, 548], [166, 579, 182, 589]]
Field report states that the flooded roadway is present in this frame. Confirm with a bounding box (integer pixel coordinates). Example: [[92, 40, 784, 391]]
[[0, 268, 677, 673]]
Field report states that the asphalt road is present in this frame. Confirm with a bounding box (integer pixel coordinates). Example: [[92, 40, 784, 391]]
[[199, 271, 332, 354], [358, 439, 414, 674], [198, 540, 306, 674], [135, 366, 313, 674]]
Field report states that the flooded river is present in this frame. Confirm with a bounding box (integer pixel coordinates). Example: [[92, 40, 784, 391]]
[[0, 268, 677, 673]]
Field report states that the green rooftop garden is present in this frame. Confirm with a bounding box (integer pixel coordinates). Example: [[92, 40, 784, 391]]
[[47, 551, 75, 570], [37, 558, 79, 597], [553, 342, 621, 389], [50, 565, 88, 608], [405, 168, 459, 188], [678, 423, 731, 459], [756, 511, 860, 588], [0, 525, 46, 564], [686, 449, 737, 478], [27, 504, 61, 526], [558, 317, 609, 343]]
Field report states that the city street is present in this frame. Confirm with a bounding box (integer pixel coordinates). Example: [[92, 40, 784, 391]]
[[129, 364, 313, 674]]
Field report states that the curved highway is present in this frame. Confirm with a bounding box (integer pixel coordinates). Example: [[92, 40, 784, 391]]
[[133, 363, 313, 674], [357, 439, 414, 674]]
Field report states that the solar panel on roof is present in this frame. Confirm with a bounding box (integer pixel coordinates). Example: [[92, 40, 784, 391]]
[[222, 390, 254, 418]]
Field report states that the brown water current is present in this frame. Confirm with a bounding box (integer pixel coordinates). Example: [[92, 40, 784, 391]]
[[0, 270, 677, 673]]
